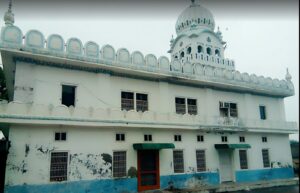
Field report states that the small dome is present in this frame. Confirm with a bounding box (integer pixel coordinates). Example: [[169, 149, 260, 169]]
[[176, 1, 215, 35]]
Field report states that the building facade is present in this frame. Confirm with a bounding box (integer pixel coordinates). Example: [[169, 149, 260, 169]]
[[0, 0, 297, 193]]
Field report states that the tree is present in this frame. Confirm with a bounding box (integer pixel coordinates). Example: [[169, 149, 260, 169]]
[[0, 67, 8, 100]]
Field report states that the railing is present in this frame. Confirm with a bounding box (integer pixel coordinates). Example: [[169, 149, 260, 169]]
[[0, 101, 297, 132]]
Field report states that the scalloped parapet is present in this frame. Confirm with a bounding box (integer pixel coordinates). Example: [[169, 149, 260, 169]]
[[0, 25, 295, 97]]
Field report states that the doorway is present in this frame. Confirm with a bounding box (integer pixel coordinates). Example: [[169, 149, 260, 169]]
[[137, 150, 160, 192], [218, 149, 234, 182]]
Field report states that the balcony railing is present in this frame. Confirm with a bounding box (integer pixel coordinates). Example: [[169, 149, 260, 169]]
[[0, 101, 297, 132]]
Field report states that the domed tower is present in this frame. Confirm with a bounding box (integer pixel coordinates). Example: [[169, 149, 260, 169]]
[[169, 0, 235, 70]]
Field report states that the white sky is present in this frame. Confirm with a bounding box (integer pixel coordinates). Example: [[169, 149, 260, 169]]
[[0, 1, 298, 140]]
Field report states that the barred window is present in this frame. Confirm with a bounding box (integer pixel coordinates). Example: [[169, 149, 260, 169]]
[[113, 151, 126, 177], [121, 92, 134, 111], [239, 150, 248, 169], [221, 136, 228, 142], [187, 99, 197, 115], [136, 93, 148, 112], [262, 149, 270, 168], [219, 102, 238, 117], [262, 136, 267, 143], [173, 150, 184, 173], [144, 134, 152, 141], [175, 97, 186, 114], [196, 150, 206, 172], [50, 152, 68, 182]]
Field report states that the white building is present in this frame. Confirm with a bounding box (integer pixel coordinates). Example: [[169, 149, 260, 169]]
[[0, 0, 297, 192]]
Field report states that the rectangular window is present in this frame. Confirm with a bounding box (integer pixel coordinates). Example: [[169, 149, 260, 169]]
[[239, 136, 245, 143], [174, 135, 182, 142], [196, 150, 206, 172], [259, 106, 266, 120], [187, 99, 197, 115], [197, 135, 204, 142], [239, 150, 248, 169], [173, 150, 184, 173], [121, 92, 134, 111], [113, 151, 126, 177], [221, 136, 228, 142], [55, 132, 67, 141], [262, 136, 267, 143], [219, 102, 238, 117], [144, 134, 152, 141], [175, 97, 186, 114], [116, 133, 125, 141], [61, 85, 76, 107], [136, 93, 148, 112], [262, 149, 270, 168], [50, 152, 68, 182]]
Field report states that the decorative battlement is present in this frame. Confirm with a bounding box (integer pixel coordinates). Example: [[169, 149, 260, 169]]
[[0, 25, 295, 97]]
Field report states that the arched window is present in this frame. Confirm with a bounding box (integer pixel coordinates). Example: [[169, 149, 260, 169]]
[[180, 51, 185, 59], [175, 55, 178, 59], [197, 45, 203, 53], [204, 18, 206, 24], [215, 49, 220, 57], [198, 18, 200, 23], [206, 47, 211, 55], [187, 47, 192, 54]]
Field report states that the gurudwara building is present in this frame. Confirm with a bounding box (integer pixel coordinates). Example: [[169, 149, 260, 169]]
[[0, 0, 297, 192]]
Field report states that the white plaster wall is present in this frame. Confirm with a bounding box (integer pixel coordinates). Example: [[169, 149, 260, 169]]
[[5, 125, 293, 186], [13, 61, 286, 123]]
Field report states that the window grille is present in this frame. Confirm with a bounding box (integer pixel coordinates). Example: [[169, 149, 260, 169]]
[[219, 102, 238, 117], [50, 152, 68, 182], [239, 150, 248, 169], [173, 150, 184, 173], [175, 97, 186, 114], [196, 150, 206, 172], [113, 151, 126, 177], [187, 99, 197, 115], [136, 93, 148, 112], [262, 149, 270, 168], [121, 92, 134, 111], [197, 135, 204, 142]]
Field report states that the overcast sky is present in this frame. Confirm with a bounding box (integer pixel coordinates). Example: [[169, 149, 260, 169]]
[[0, 0, 298, 140]]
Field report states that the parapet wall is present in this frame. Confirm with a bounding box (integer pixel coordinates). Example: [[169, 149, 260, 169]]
[[0, 25, 295, 97]]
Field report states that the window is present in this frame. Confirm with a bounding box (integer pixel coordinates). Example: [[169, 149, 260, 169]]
[[221, 136, 228, 142], [215, 49, 220, 57], [197, 135, 204, 142], [259, 106, 266, 120], [121, 92, 134, 111], [136, 93, 148, 112], [180, 51, 185, 59], [173, 150, 184, 173], [187, 99, 197, 115], [144, 134, 152, 141], [197, 45, 203, 53], [206, 47, 211, 55], [174, 135, 182, 142], [262, 136, 267, 143], [196, 150, 206, 172], [55, 132, 67, 141], [219, 102, 238, 117], [116, 133, 125, 141], [239, 136, 245, 142], [61, 85, 76, 107], [50, 152, 68, 182], [175, 97, 186, 114], [262, 149, 270, 168], [113, 151, 126, 177], [239, 150, 248, 169], [187, 47, 192, 54]]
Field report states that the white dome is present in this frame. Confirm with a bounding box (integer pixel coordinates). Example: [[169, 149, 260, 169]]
[[176, 2, 215, 35]]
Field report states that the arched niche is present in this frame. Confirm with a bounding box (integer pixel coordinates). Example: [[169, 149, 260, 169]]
[[101, 44, 115, 61], [25, 30, 45, 48], [84, 41, 99, 58], [131, 51, 145, 66], [66, 38, 83, 55], [158, 56, 170, 71], [47, 34, 64, 52], [171, 60, 181, 72], [145, 54, 158, 68], [0, 25, 23, 46], [183, 62, 193, 74], [117, 48, 130, 63]]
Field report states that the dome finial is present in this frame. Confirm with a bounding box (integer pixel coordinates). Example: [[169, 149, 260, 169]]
[[285, 68, 292, 82], [4, 0, 15, 25]]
